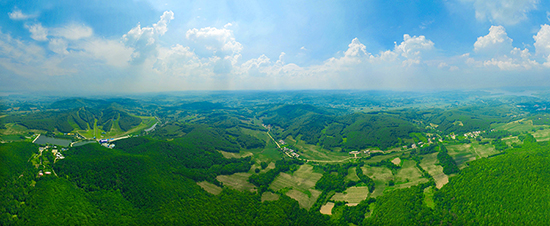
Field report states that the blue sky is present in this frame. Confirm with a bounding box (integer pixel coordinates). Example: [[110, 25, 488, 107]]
[[2, 0, 550, 93]]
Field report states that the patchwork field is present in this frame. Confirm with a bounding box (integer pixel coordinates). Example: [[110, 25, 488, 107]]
[[445, 144, 477, 168], [419, 152, 448, 189], [285, 189, 322, 210], [216, 173, 256, 192], [445, 141, 499, 168], [197, 181, 222, 195], [393, 159, 429, 189], [270, 164, 323, 194], [493, 119, 539, 133], [532, 129, 550, 142], [331, 186, 370, 204]]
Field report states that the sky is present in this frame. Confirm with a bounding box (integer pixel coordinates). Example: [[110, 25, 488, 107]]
[[3, 0, 550, 93]]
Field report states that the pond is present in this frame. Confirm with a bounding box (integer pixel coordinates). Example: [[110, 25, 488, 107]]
[[72, 140, 97, 147], [33, 135, 72, 147]]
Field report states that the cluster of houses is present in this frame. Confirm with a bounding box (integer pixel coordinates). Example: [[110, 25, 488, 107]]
[[99, 139, 116, 148], [463, 131, 483, 138], [283, 147, 300, 158]]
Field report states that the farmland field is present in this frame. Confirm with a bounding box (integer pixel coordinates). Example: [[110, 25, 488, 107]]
[[331, 186, 370, 204], [270, 164, 323, 193], [419, 152, 448, 189]]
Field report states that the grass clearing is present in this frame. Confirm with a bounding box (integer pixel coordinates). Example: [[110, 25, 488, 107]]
[[331, 186, 370, 204], [320, 202, 335, 215], [261, 192, 279, 202], [419, 152, 448, 189], [216, 173, 256, 192], [218, 150, 253, 159], [285, 189, 321, 210], [345, 167, 360, 181], [197, 181, 222, 195]]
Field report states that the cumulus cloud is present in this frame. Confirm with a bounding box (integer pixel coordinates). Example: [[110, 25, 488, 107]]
[[25, 23, 48, 41], [122, 11, 174, 64], [8, 8, 34, 20], [52, 24, 93, 40], [186, 26, 243, 55], [474, 25, 513, 56], [153, 11, 174, 36], [345, 38, 369, 58], [462, 0, 539, 25], [394, 34, 434, 65], [534, 24, 550, 56]]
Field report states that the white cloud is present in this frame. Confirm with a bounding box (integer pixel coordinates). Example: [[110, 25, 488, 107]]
[[122, 11, 174, 64], [462, 0, 539, 25], [153, 44, 203, 75], [8, 8, 34, 20], [474, 25, 513, 56], [153, 11, 174, 36], [186, 26, 243, 55], [534, 24, 550, 57], [300, 46, 307, 51], [25, 23, 48, 41], [52, 24, 93, 40], [345, 38, 369, 58], [394, 34, 434, 65], [81, 39, 133, 67], [48, 38, 68, 55]]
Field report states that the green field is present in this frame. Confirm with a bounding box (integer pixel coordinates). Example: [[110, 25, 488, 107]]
[[285, 136, 350, 161], [493, 119, 545, 133], [285, 188, 322, 210], [345, 167, 360, 181], [361, 166, 393, 197]]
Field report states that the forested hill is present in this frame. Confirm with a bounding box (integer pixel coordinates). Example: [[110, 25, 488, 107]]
[[0, 139, 330, 225], [2, 105, 142, 133], [366, 135, 550, 225], [263, 104, 421, 150]]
